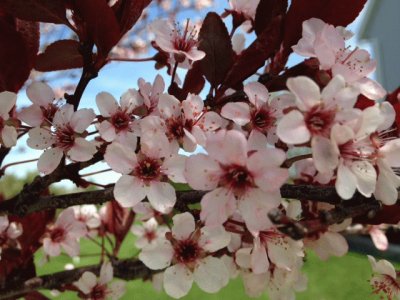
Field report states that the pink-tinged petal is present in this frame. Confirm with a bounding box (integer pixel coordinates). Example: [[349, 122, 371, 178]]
[[139, 240, 174, 270], [1, 126, 17, 148], [251, 238, 269, 274], [141, 132, 171, 159], [311, 136, 338, 173], [163, 155, 186, 183], [370, 227, 388, 251], [0, 91, 17, 115], [120, 89, 143, 111], [276, 110, 310, 144], [96, 92, 119, 117], [53, 104, 74, 128], [164, 264, 193, 299], [26, 81, 54, 106], [232, 33, 245, 54], [38, 148, 64, 175], [321, 75, 345, 102], [182, 129, 197, 152], [241, 271, 268, 298], [108, 281, 126, 299], [27, 127, 55, 150], [200, 188, 236, 226], [336, 162, 357, 200], [194, 257, 229, 293], [239, 189, 277, 232], [357, 77, 386, 100], [147, 181, 176, 213], [70, 109, 96, 133], [368, 255, 396, 278], [235, 248, 252, 269], [244, 82, 269, 107], [221, 102, 251, 126], [248, 148, 286, 169], [292, 18, 325, 57], [99, 262, 113, 285], [62, 236, 80, 257], [115, 130, 138, 150], [67, 138, 97, 162], [18, 105, 44, 127], [350, 161, 376, 198], [253, 167, 288, 193], [191, 126, 206, 147], [380, 139, 400, 167], [75, 271, 97, 294], [377, 102, 395, 132], [114, 175, 146, 207], [104, 142, 136, 174], [356, 106, 383, 139], [186, 48, 206, 61], [43, 238, 61, 257], [199, 111, 225, 131], [185, 154, 222, 190], [206, 130, 248, 165], [199, 226, 231, 252], [97, 120, 117, 142], [267, 237, 303, 270], [172, 212, 195, 240], [182, 94, 203, 120], [286, 77, 321, 110], [158, 94, 181, 119], [375, 160, 399, 205], [320, 232, 348, 259], [331, 124, 354, 146], [247, 130, 268, 152], [333, 86, 360, 109]]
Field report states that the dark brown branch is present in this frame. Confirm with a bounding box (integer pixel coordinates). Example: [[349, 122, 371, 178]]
[[0, 259, 151, 300]]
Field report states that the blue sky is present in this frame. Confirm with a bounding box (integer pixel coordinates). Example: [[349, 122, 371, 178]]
[[3, 1, 374, 189]]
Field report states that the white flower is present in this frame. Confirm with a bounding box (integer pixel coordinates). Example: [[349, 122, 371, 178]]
[[368, 255, 400, 299], [131, 218, 169, 249], [0, 91, 17, 148]]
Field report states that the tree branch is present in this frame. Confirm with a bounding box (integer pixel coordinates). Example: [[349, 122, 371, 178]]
[[0, 259, 151, 300]]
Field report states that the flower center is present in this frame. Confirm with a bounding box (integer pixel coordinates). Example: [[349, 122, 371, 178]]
[[251, 108, 275, 131], [221, 165, 254, 194], [111, 111, 130, 132], [174, 239, 202, 264], [135, 157, 161, 182], [55, 125, 75, 150], [89, 284, 107, 300], [41, 104, 58, 124], [50, 227, 66, 243], [166, 117, 193, 140], [172, 20, 198, 53], [304, 105, 335, 137], [144, 230, 157, 242]]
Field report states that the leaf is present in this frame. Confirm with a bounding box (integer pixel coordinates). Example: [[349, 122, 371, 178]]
[[102, 201, 135, 254], [168, 62, 205, 100], [0, 0, 67, 24], [222, 16, 283, 91], [354, 204, 400, 225], [15, 19, 40, 64], [0, 248, 36, 284], [254, 0, 288, 36], [35, 40, 84, 72], [198, 12, 234, 88], [0, 16, 34, 92], [112, 0, 152, 36], [283, 0, 367, 55], [72, 0, 121, 60]]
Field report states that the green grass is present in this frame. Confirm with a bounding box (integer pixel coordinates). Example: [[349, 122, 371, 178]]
[[34, 233, 389, 300]]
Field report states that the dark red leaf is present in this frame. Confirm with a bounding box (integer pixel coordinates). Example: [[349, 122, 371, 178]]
[[254, 0, 287, 36], [0, 248, 36, 284], [198, 12, 234, 89], [25, 291, 50, 300], [354, 204, 400, 225], [72, 0, 120, 60], [15, 19, 40, 64], [168, 62, 205, 101], [385, 87, 400, 134], [222, 16, 283, 92], [35, 39, 84, 72], [283, 0, 367, 55], [0, 0, 67, 24], [112, 0, 151, 36], [102, 201, 135, 254]]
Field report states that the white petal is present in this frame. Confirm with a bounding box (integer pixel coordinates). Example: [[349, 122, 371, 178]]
[[27, 127, 55, 149], [287, 76, 321, 110], [194, 257, 229, 293], [114, 175, 146, 207], [158, 94, 181, 119], [99, 262, 113, 285], [104, 142, 136, 174], [336, 162, 357, 200], [311, 136, 338, 173], [139, 240, 174, 270], [367, 255, 396, 278], [75, 271, 97, 294], [184, 154, 222, 190], [357, 77, 387, 100], [244, 82, 269, 107], [251, 238, 269, 274], [380, 139, 400, 167], [147, 181, 176, 213], [67, 138, 97, 162], [163, 154, 187, 183], [53, 104, 74, 128], [206, 130, 248, 165], [26, 81, 54, 106], [350, 161, 376, 198], [97, 120, 117, 142], [96, 92, 119, 117], [172, 212, 195, 240], [70, 109, 96, 133], [182, 94, 204, 120], [1, 126, 17, 148], [18, 105, 44, 127], [0, 91, 17, 115], [321, 75, 345, 101], [38, 148, 64, 174], [164, 264, 193, 299], [199, 226, 231, 252], [221, 102, 251, 126], [277, 110, 310, 144], [200, 188, 236, 226]]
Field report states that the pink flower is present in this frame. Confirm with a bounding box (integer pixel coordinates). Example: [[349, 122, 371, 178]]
[[185, 130, 288, 232], [104, 140, 186, 213], [368, 255, 400, 300], [136, 74, 165, 116], [226, 0, 260, 25], [74, 261, 126, 300], [19, 81, 60, 127], [43, 208, 87, 257], [27, 104, 97, 175], [139, 212, 231, 298], [221, 82, 294, 144], [96, 92, 140, 149], [131, 217, 169, 249], [277, 75, 359, 174], [73, 205, 101, 236], [0, 91, 18, 148], [150, 19, 205, 63], [0, 216, 22, 257]]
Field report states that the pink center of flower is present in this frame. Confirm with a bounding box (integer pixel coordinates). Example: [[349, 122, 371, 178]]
[[166, 117, 193, 140], [371, 274, 400, 299], [111, 111, 130, 132], [251, 107, 276, 132], [304, 105, 336, 137], [221, 165, 254, 195], [89, 284, 108, 300], [171, 20, 198, 61], [174, 239, 202, 265], [50, 227, 66, 243], [55, 125, 75, 150], [41, 104, 58, 124], [134, 157, 162, 182], [144, 230, 157, 242]]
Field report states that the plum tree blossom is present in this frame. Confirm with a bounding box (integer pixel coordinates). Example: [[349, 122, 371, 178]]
[[131, 217, 169, 249], [0, 91, 18, 148], [0, 216, 22, 258], [139, 212, 231, 298], [368, 255, 400, 300]]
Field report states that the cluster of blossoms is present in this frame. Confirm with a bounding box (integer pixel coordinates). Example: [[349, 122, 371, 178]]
[[2, 1, 400, 298]]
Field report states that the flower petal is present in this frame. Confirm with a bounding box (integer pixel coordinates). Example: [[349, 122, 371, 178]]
[[38, 148, 64, 175], [287, 76, 321, 110], [139, 240, 174, 270], [221, 102, 251, 126], [104, 142, 136, 174], [96, 92, 119, 117], [164, 264, 193, 299], [194, 257, 229, 293], [200, 188, 236, 226], [185, 154, 222, 190], [172, 212, 195, 240], [26, 81, 54, 106], [67, 138, 97, 162], [277, 110, 310, 144], [114, 175, 146, 207], [147, 181, 176, 213], [70, 109, 96, 133]]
